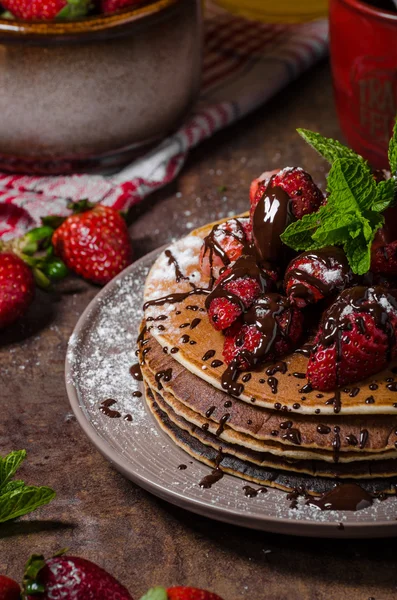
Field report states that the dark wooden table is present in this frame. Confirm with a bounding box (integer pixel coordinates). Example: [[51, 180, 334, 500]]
[[1, 62, 396, 600]]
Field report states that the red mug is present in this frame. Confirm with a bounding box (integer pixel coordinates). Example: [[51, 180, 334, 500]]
[[330, 0, 397, 169]]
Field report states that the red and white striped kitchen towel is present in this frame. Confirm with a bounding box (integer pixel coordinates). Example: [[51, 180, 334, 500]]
[[0, 4, 328, 240]]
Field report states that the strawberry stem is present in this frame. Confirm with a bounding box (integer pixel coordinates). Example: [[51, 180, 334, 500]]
[[67, 198, 95, 214], [139, 587, 168, 600], [22, 554, 47, 596]]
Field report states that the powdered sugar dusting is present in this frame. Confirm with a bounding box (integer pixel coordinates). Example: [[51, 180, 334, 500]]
[[66, 248, 397, 536]]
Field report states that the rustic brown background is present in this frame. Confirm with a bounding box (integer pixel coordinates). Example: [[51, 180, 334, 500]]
[[1, 62, 396, 600]]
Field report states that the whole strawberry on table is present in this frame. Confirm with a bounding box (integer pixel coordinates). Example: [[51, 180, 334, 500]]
[[0, 201, 133, 330], [202, 120, 397, 393], [0, 551, 224, 600]]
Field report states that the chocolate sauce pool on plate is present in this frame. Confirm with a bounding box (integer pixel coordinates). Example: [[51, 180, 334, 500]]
[[306, 483, 373, 512]]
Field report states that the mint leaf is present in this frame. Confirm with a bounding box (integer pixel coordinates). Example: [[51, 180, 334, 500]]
[[344, 234, 371, 276], [0, 450, 26, 491], [372, 178, 396, 212], [388, 118, 397, 174], [326, 158, 376, 212], [297, 129, 363, 164], [1, 480, 26, 494], [344, 214, 383, 275], [280, 211, 322, 250], [0, 450, 55, 523], [0, 485, 55, 523]]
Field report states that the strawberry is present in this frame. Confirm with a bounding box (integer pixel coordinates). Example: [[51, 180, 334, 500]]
[[207, 269, 261, 331], [371, 241, 397, 276], [223, 322, 263, 368], [1, 0, 90, 20], [0, 575, 21, 600], [200, 218, 251, 279], [205, 254, 272, 331], [101, 0, 140, 13], [0, 252, 34, 329], [272, 167, 324, 220], [307, 287, 397, 391], [23, 553, 133, 600], [223, 294, 304, 368], [141, 586, 224, 600], [52, 202, 133, 286], [284, 247, 352, 308], [249, 170, 279, 205]]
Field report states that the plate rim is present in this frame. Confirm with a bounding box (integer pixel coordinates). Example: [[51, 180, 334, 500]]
[[65, 246, 397, 538]]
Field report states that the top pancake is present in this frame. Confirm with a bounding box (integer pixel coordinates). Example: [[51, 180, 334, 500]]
[[143, 216, 397, 416]]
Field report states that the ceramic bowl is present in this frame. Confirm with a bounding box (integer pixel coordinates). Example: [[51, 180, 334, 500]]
[[0, 0, 202, 173]]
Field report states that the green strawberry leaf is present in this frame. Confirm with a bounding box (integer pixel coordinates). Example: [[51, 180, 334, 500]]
[[280, 210, 322, 250], [297, 128, 364, 164], [57, 0, 90, 19], [139, 587, 168, 600], [388, 118, 397, 175], [0, 485, 56, 523], [372, 178, 396, 212], [23, 554, 47, 595], [0, 450, 26, 491]]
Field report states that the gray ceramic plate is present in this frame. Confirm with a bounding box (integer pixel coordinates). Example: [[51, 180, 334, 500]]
[[66, 247, 397, 538]]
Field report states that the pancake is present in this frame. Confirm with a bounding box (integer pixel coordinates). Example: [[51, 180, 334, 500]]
[[144, 385, 397, 492], [140, 329, 397, 456], [143, 217, 397, 415], [141, 363, 397, 464]]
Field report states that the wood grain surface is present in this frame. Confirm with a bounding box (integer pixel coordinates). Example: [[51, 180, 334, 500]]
[[1, 62, 396, 600]]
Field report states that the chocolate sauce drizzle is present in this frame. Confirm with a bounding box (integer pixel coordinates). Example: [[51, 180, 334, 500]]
[[221, 293, 294, 395], [243, 485, 268, 498], [306, 483, 373, 511], [130, 363, 143, 381], [285, 247, 351, 304], [99, 399, 121, 419], [199, 448, 224, 488], [201, 218, 251, 285], [316, 286, 397, 387], [165, 249, 192, 285], [155, 368, 172, 390]]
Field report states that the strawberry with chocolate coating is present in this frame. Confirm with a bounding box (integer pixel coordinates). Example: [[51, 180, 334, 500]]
[[284, 247, 352, 308], [272, 167, 324, 220], [206, 263, 262, 331], [199, 218, 251, 280], [23, 552, 133, 600], [249, 170, 279, 207], [307, 287, 397, 391], [223, 293, 304, 368]]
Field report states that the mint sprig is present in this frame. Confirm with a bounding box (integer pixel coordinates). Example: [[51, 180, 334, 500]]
[[281, 121, 397, 275], [297, 128, 363, 164], [0, 450, 55, 523], [389, 119, 397, 175]]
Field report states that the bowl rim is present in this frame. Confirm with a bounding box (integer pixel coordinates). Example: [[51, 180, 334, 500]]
[[0, 0, 182, 38]]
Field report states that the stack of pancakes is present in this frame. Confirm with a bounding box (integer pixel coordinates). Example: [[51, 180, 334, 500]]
[[139, 219, 397, 496]]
